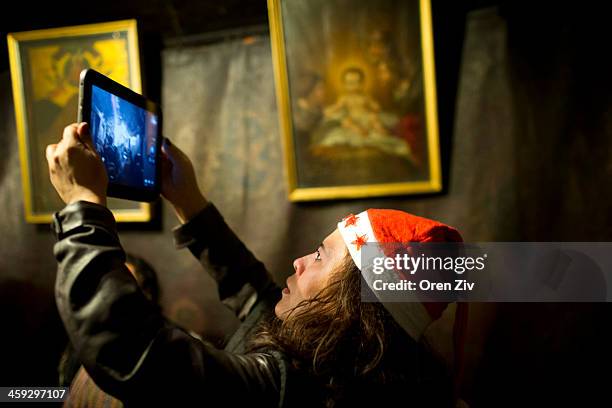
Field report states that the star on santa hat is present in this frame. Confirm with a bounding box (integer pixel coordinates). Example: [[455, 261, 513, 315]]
[[351, 233, 368, 251], [343, 213, 359, 228]]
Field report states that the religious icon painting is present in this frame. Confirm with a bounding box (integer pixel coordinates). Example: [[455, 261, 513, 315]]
[[268, 0, 442, 201], [7, 20, 152, 223]]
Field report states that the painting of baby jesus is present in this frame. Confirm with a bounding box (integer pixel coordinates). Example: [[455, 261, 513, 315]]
[[269, 0, 441, 200], [316, 67, 413, 161]]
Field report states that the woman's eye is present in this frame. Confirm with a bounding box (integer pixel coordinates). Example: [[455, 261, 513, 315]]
[[315, 249, 321, 261]]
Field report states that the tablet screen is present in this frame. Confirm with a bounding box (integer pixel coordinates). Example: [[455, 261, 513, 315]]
[[90, 85, 158, 190]]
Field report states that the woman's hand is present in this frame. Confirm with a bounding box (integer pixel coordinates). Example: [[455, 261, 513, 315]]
[[161, 138, 208, 223], [46, 123, 107, 206]]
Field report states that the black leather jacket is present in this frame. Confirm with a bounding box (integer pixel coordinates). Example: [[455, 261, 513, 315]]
[[52, 201, 289, 407]]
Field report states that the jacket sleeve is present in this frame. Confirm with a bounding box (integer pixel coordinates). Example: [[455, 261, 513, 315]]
[[52, 201, 286, 407], [172, 202, 279, 304]]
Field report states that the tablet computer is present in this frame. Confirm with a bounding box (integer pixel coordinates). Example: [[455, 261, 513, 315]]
[[78, 68, 162, 202]]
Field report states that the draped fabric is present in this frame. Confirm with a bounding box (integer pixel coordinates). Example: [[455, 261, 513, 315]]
[[161, 35, 291, 277]]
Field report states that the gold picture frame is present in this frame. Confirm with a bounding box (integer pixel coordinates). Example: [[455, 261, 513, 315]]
[[7, 19, 152, 223], [268, 0, 442, 201]]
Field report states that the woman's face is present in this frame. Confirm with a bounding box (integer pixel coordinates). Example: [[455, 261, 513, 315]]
[[275, 229, 348, 319]]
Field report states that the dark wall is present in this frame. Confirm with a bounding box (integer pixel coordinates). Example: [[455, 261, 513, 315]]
[[0, 1, 611, 405]]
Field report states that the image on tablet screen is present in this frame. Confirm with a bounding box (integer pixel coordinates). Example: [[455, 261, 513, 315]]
[[90, 85, 158, 189]]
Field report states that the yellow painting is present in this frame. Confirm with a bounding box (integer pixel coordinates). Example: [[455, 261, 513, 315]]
[[268, 0, 442, 201], [7, 20, 151, 223]]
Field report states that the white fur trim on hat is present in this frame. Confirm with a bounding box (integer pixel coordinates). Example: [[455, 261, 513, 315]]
[[337, 210, 433, 339], [337, 211, 376, 270]]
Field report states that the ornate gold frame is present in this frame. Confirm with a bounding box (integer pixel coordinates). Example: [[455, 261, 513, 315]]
[[268, 0, 442, 201], [7, 20, 152, 223]]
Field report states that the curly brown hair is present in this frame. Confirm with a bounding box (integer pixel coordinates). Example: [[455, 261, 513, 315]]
[[248, 255, 451, 406]]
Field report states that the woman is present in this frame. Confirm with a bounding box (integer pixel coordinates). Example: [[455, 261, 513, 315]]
[[47, 123, 460, 407]]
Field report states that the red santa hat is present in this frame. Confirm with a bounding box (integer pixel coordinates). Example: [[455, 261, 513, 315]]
[[337, 209, 463, 340]]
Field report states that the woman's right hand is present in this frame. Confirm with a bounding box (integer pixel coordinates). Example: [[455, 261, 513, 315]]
[[161, 137, 208, 223]]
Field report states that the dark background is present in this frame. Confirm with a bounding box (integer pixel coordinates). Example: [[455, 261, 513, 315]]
[[1, 1, 611, 406]]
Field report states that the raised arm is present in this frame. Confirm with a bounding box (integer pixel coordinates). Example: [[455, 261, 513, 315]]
[[160, 137, 279, 304], [172, 202, 277, 300]]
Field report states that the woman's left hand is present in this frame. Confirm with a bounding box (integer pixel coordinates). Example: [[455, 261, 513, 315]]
[[46, 122, 108, 206]]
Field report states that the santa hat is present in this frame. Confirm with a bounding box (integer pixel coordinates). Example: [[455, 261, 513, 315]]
[[337, 209, 463, 340]]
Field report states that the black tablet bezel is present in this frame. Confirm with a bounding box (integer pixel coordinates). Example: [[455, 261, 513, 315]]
[[78, 68, 162, 203]]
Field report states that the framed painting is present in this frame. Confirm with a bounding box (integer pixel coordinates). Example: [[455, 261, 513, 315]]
[[268, 0, 442, 201], [7, 19, 152, 223]]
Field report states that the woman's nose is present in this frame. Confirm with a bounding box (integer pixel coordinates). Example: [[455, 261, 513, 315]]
[[293, 257, 306, 277]]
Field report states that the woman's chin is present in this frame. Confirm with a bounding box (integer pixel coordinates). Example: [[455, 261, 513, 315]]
[[274, 300, 287, 320], [275, 291, 303, 320]]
